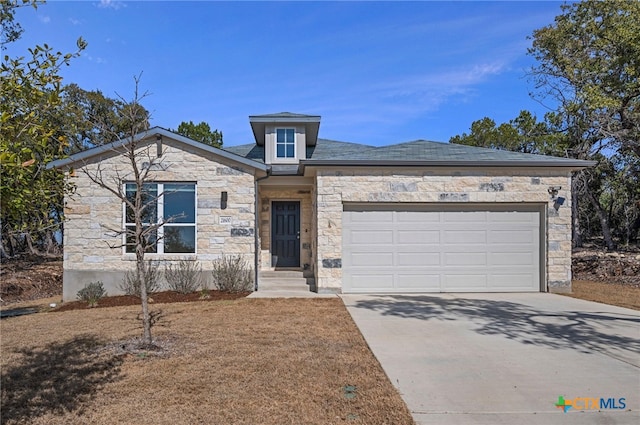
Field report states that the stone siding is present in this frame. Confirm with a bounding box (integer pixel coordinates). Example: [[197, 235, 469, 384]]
[[62, 140, 256, 300], [314, 168, 573, 293]]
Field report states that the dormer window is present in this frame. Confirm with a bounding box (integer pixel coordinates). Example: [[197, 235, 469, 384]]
[[249, 113, 320, 166], [276, 128, 295, 158]]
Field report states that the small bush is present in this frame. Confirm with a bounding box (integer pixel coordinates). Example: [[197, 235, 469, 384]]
[[119, 261, 161, 296], [164, 260, 202, 294], [212, 254, 254, 292], [77, 281, 107, 307]]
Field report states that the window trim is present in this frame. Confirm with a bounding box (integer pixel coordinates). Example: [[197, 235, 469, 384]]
[[275, 128, 296, 159], [122, 182, 197, 255]]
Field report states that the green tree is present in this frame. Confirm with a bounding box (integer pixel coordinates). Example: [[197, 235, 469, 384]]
[[452, 0, 640, 249], [175, 120, 223, 148], [0, 0, 40, 49], [57, 83, 150, 153], [450, 110, 566, 156], [0, 0, 86, 257], [528, 0, 640, 249], [529, 0, 640, 158]]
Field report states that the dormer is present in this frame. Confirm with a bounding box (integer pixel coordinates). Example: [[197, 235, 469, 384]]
[[249, 112, 321, 165]]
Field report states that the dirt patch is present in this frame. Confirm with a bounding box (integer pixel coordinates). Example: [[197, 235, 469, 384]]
[[0, 258, 62, 305], [572, 247, 640, 286], [1, 298, 415, 425]]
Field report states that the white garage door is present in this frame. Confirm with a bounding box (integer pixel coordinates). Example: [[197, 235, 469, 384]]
[[342, 204, 542, 293]]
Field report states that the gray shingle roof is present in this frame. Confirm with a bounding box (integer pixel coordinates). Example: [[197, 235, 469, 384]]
[[224, 138, 593, 168], [224, 143, 265, 163]]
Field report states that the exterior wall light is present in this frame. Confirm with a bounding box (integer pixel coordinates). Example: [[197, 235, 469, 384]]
[[548, 186, 561, 199], [221, 191, 228, 210]]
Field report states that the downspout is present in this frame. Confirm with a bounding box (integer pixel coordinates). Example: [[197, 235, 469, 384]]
[[254, 170, 271, 291]]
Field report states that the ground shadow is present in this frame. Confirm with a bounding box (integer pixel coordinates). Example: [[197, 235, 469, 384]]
[[352, 295, 640, 357], [1, 335, 123, 424]]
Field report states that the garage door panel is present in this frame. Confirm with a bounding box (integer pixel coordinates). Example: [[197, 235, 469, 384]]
[[490, 252, 536, 266], [342, 205, 541, 293], [397, 230, 440, 244], [443, 274, 488, 290], [350, 229, 394, 244], [442, 211, 486, 222], [490, 230, 536, 244], [349, 273, 394, 290], [348, 210, 393, 222], [396, 211, 440, 222], [444, 252, 487, 266], [489, 211, 536, 221], [395, 274, 441, 290], [397, 252, 441, 266], [443, 230, 486, 244], [351, 252, 394, 266], [490, 274, 537, 290]]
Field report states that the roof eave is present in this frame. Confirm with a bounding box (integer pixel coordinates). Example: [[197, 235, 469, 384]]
[[300, 159, 596, 172], [46, 127, 268, 172], [249, 115, 321, 147]]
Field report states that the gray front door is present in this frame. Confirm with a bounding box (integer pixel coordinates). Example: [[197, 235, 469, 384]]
[[271, 201, 300, 267]]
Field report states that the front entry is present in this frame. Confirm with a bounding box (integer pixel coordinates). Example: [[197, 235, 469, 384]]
[[271, 201, 301, 267]]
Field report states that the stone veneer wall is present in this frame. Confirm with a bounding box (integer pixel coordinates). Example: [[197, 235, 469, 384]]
[[62, 140, 256, 300], [314, 167, 573, 294], [258, 188, 313, 270]]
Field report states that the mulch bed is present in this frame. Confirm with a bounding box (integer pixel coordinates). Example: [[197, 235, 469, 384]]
[[53, 290, 250, 312]]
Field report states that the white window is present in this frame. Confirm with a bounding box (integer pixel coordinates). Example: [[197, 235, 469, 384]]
[[276, 128, 295, 158], [124, 183, 196, 254]]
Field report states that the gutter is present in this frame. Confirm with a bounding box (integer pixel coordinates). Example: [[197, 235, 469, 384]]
[[253, 169, 271, 291], [299, 159, 597, 173]]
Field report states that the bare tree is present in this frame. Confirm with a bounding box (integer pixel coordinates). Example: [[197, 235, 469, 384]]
[[81, 76, 161, 346]]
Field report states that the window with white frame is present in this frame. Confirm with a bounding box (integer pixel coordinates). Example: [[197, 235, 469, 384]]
[[124, 183, 196, 254], [276, 128, 295, 158]]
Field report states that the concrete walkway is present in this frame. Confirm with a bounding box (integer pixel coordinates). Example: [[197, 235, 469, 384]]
[[342, 293, 640, 425]]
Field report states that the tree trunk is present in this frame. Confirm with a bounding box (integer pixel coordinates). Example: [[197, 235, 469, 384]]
[[24, 232, 41, 257], [0, 235, 8, 260], [137, 249, 153, 346], [584, 187, 616, 250], [135, 187, 153, 346]]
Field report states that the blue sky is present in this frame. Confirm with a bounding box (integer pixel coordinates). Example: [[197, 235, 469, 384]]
[[9, 0, 565, 147]]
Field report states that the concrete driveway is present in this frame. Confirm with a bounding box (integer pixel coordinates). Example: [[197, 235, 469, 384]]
[[341, 293, 640, 425]]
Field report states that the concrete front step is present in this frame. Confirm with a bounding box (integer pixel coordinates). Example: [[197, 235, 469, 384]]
[[259, 270, 313, 279], [259, 278, 313, 290], [250, 271, 334, 298]]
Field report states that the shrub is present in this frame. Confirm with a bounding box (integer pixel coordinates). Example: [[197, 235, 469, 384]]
[[77, 281, 106, 307], [119, 261, 161, 296], [164, 260, 202, 294], [212, 254, 253, 292]]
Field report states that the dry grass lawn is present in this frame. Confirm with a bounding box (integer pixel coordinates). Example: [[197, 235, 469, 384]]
[[1, 298, 414, 425], [564, 280, 640, 310]]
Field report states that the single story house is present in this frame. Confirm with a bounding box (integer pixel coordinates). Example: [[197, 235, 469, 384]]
[[49, 112, 594, 301]]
